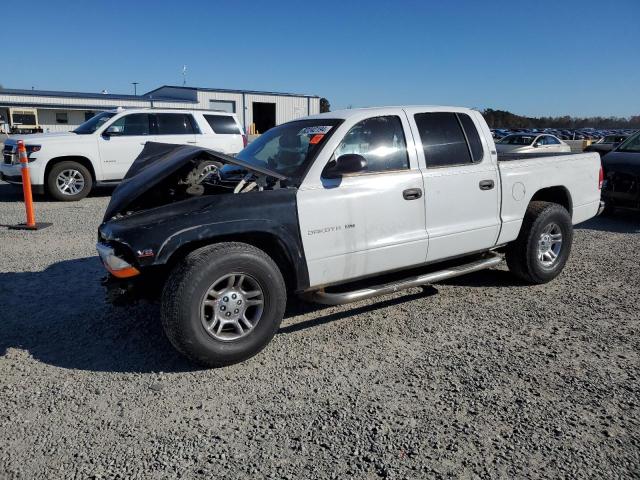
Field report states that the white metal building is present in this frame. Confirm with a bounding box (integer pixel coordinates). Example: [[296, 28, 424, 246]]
[[0, 85, 321, 134]]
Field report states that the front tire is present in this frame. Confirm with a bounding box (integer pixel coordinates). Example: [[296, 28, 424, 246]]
[[47, 161, 92, 201], [506, 201, 573, 284], [161, 242, 286, 367]]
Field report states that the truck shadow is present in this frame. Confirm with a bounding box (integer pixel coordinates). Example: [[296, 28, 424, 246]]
[[0, 256, 438, 373], [439, 268, 527, 288], [0, 257, 197, 373], [576, 212, 640, 234], [279, 287, 438, 334]]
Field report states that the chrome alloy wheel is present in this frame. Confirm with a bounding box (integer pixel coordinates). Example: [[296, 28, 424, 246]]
[[56, 169, 85, 196], [537, 222, 563, 267], [200, 273, 264, 341]]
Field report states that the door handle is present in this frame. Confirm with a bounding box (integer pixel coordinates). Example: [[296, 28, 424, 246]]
[[403, 188, 422, 200], [479, 180, 495, 190]]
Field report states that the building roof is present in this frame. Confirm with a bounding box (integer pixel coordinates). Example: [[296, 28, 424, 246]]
[[0, 87, 196, 103], [144, 85, 320, 99]]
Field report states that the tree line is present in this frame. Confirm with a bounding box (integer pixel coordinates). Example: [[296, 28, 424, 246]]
[[482, 108, 640, 130]]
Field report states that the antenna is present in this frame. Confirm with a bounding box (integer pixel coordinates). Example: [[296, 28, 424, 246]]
[[182, 65, 187, 86]]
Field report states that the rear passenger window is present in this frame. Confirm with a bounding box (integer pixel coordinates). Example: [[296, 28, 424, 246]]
[[458, 114, 484, 162], [155, 113, 196, 135], [334, 116, 409, 173], [204, 115, 242, 134], [414, 112, 472, 167], [546, 136, 560, 145]]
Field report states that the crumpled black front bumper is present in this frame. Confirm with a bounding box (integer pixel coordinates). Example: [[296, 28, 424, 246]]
[[101, 270, 166, 306]]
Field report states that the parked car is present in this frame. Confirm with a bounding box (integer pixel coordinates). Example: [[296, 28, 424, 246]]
[[496, 133, 571, 154], [96, 106, 603, 367], [0, 108, 246, 201], [601, 131, 640, 213], [584, 134, 629, 157]]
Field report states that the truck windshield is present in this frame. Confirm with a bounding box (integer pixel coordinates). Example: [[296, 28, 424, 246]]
[[234, 119, 342, 180], [616, 132, 640, 153], [498, 135, 535, 145], [73, 112, 116, 134]]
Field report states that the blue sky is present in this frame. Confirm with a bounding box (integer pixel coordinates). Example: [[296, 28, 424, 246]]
[[1, 0, 638, 117]]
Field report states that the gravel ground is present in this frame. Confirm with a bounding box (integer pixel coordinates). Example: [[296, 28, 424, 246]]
[[0, 180, 639, 479]]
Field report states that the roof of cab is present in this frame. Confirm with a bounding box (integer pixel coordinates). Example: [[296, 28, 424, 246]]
[[302, 105, 477, 121]]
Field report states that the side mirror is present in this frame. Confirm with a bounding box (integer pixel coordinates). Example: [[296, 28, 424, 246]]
[[322, 154, 367, 179], [103, 125, 123, 137], [532, 142, 540, 148]]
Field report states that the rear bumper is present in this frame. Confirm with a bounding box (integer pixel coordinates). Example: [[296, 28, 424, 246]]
[[0, 172, 46, 194], [597, 200, 606, 216]]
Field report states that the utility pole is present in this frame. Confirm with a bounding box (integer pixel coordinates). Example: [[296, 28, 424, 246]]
[[132, 82, 139, 95]]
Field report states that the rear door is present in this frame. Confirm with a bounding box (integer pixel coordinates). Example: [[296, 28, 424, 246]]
[[153, 112, 198, 147], [406, 109, 500, 262], [98, 113, 154, 180], [200, 113, 244, 154], [297, 112, 428, 287]]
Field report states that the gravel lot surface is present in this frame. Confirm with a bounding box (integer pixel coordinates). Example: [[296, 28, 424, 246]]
[[0, 180, 639, 479]]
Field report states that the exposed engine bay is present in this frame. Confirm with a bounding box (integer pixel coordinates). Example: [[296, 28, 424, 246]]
[[120, 157, 283, 216], [104, 142, 289, 220]]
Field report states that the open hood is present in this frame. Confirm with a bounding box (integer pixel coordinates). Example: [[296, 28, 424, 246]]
[[104, 142, 287, 220]]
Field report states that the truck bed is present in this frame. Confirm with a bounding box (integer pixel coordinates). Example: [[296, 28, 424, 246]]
[[498, 151, 582, 162], [496, 150, 601, 245]]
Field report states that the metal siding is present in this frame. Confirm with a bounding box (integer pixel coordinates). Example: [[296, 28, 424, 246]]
[[245, 94, 311, 128], [196, 91, 244, 125], [309, 97, 320, 115], [0, 89, 321, 133]]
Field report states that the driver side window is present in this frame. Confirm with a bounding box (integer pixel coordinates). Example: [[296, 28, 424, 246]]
[[108, 114, 151, 136], [334, 116, 409, 173]]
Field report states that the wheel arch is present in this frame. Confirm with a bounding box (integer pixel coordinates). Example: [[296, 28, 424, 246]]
[[160, 230, 308, 293], [44, 156, 97, 185], [529, 186, 573, 217]]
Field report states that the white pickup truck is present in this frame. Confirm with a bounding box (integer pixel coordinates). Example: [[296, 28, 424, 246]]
[[96, 106, 603, 367], [1, 108, 245, 200]]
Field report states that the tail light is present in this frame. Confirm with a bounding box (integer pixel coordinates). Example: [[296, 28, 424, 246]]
[[242, 134, 248, 148], [598, 164, 604, 190]]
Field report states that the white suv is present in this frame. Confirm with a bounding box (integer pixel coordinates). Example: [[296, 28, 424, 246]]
[[0, 108, 246, 201]]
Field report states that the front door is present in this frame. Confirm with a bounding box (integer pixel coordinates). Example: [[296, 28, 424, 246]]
[[406, 109, 500, 262], [98, 113, 154, 180], [297, 113, 428, 288]]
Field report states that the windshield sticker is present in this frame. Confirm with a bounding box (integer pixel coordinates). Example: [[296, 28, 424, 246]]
[[309, 134, 325, 144], [299, 125, 333, 136]]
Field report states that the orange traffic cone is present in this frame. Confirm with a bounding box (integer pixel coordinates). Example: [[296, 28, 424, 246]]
[[9, 140, 51, 230]]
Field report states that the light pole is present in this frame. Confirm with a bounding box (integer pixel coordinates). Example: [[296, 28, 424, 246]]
[[132, 82, 139, 95]]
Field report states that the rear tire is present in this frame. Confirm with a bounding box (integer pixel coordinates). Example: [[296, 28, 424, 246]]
[[506, 201, 573, 284], [47, 161, 92, 201], [161, 242, 286, 367]]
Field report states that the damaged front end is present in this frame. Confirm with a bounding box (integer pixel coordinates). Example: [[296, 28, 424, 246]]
[[103, 142, 289, 220], [97, 142, 293, 305]]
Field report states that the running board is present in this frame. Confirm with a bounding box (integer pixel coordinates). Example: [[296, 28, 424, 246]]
[[305, 253, 503, 306]]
